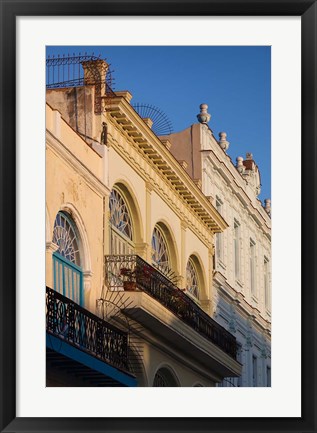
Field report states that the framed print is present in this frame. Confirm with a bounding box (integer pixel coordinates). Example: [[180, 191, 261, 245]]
[[1, 1, 316, 432]]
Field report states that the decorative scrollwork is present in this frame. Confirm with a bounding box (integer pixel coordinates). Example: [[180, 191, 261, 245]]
[[110, 189, 133, 240], [46, 288, 129, 371], [152, 226, 170, 273], [52, 212, 80, 265], [104, 254, 238, 359], [186, 258, 199, 298]]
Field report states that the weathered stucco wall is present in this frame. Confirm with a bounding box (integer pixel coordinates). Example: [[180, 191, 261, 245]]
[[46, 105, 106, 313]]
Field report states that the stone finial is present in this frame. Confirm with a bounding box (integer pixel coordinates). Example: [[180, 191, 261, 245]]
[[218, 132, 230, 152], [236, 156, 245, 173], [246, 152, 253, 160], [197, 103, 211, 124], [264, 199, 271, 215]]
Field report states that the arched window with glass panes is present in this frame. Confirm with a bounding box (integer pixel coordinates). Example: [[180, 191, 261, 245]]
[[186, 257, 200, 299], [109, 188, 134, 255], [52, 212, 83, 306], [151, 225, 170, 275], [153, 367, 179, 387]]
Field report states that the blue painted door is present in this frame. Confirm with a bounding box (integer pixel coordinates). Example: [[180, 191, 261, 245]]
[[53, 252, 83, 306]]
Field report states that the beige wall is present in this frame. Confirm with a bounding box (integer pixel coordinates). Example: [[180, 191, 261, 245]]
[[142, 341, 216, 387], [46, 105, 106, 313], [46, 101, 219, 321]]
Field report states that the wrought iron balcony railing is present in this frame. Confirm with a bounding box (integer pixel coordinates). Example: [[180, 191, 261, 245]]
[[46, 287, 129, 372], [104, 255, 237, 359]]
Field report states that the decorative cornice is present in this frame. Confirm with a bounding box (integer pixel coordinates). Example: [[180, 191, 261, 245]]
[[145, 181, 154, 193], [105, 96, 228, 234], [181, 221, 189, 231], [106, 124, 214, 249], [200, 128, 271, 234], [214, 271, 271, 334]]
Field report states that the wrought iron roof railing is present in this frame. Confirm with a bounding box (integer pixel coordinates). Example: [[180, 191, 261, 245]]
[[46, 54, 116, 97], [46, 287, 129, 372], [104, 255, 237, 359]]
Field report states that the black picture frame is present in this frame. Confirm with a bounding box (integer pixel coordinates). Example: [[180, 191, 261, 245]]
[[1, 1, 316, 432]]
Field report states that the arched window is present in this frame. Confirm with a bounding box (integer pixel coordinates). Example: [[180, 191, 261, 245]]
[[153, 367, 179, 387], [109, 188, 134, 254], [52, 212, 83, 305], [152, 225, 170, 274], [153, 371, 168, 387], [186, 257, 199, 299]]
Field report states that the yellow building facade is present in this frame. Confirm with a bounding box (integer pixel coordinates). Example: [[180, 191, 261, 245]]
[[45, 56, 242, 387]]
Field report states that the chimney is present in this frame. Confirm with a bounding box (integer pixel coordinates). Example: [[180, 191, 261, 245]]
[[82, 59, 108, 87], [243, 153, 256, 171], [81, 59, 109, 113]]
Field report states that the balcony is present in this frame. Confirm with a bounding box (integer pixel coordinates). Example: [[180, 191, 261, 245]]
[[46, 287, 132, 377], [104, 255, 238, 360]]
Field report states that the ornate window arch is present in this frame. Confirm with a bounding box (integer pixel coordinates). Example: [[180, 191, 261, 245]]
[[109, 188, 134, 254], [53, 212, 81, 265], [186, 256, 200, 299], [151, 225, 170, 274], [153, 367, 179, 387], [186, 254, 208, 301], [110, 189, 133, 240], [52, 211, 84, 305]]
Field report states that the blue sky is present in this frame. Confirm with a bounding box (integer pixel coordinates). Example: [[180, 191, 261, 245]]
[[46, 46, 271, 202]]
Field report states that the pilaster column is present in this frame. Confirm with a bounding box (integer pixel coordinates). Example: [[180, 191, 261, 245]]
[[208, 244, 214, 308], [180, 221, 188, 288], [135, 242, 148, 259], [103, 194, 111, 255], [83, 270, 94, 311], [46, 241, 59, 289], [145, 182, 153, 262], [260, 335, 269, 387], [245, 319, 254, 386], [260, 347, 267, 387]]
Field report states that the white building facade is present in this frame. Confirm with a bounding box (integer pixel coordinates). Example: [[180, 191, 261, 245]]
[[166, 104, 271, 387]]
